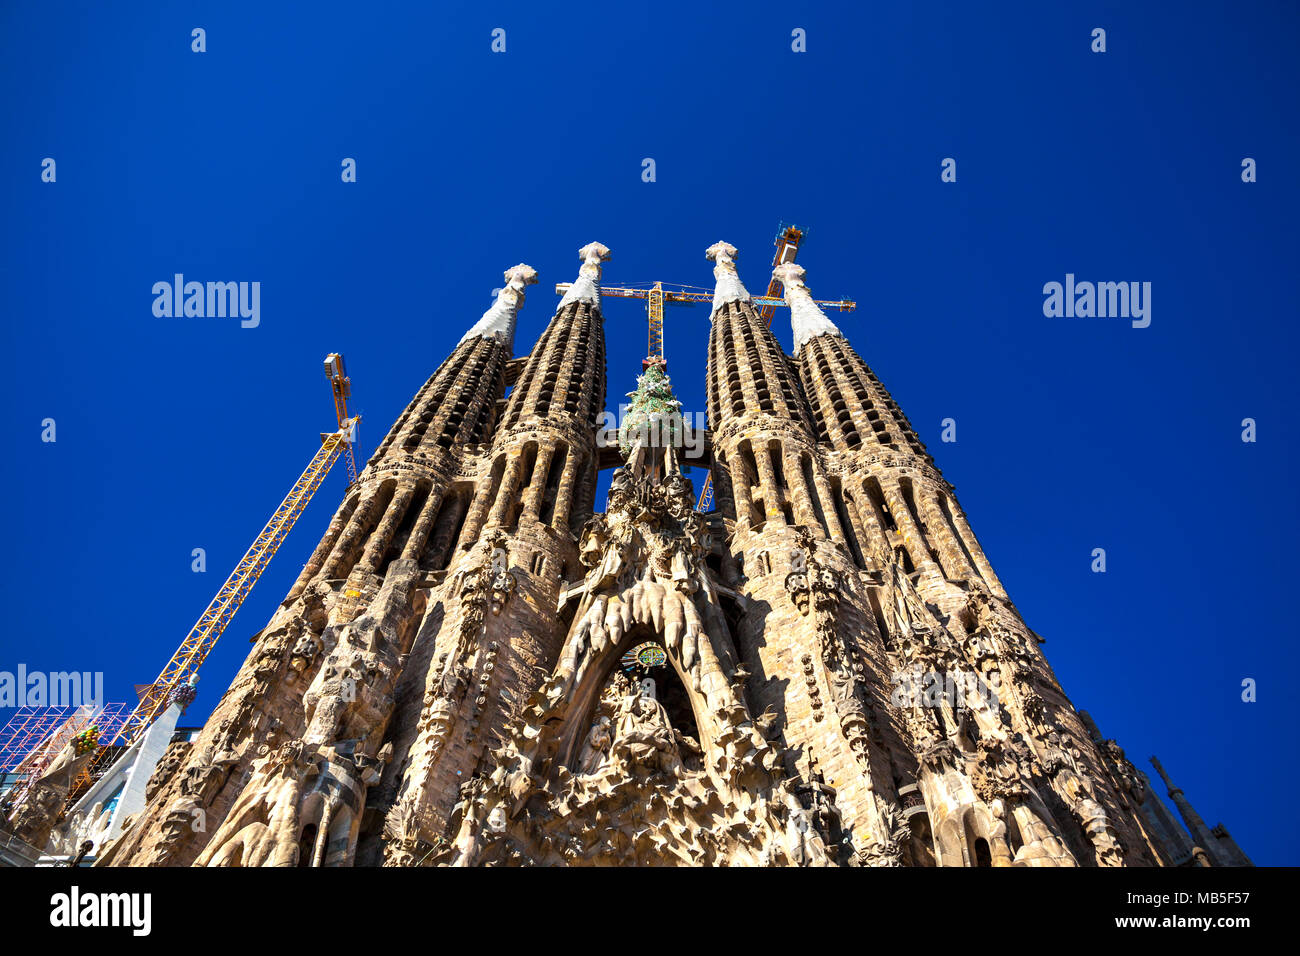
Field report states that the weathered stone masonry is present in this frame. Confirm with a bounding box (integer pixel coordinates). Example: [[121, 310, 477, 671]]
[[88, 240, 1248, 868]]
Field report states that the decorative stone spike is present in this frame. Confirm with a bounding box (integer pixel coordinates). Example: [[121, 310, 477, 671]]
[[706, 241, 750, 319], [459, 263, 539, 352], [775, 262, 844, 349], [558, 242, 611, 309]]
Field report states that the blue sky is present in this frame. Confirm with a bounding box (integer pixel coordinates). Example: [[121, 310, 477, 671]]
[[2, 1, 1296, 863]]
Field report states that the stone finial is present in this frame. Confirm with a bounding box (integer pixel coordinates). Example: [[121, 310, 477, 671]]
[[772, 261, 805, 286], [460, 263, 538, 352], [775, 261, 844, 349], [504, 263, 539, 289], [558, 242, 612, 309], [706, 240, 738, 267], [1149, 755, 1180, 795], [705, 241, 750, 319], [579, 242, 611, 267]]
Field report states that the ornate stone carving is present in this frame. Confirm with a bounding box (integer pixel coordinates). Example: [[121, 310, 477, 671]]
[[1101, 738, 1147, 807], [144, 740, 192, 804], [1038, 729, 1126, 866], [856, 798, 910, 867], [435, 375, 821, 867], [93, 244, 1218, 870], [191, 561, 424, 867], [787, 526, 880, 774], [486, 531, 517, 615]]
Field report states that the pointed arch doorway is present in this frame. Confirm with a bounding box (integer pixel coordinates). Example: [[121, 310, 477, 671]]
[[559, 625, 707, 777]]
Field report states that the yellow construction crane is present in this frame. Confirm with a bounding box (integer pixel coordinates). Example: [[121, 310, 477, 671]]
[[71, 354, 361, 793], [556, 274, 851, 368], [326, 352, 360, 484], [555, 225, 850, 509]]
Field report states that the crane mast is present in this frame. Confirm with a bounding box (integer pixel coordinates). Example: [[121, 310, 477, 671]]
[[553, 225, 849, 512], [58, 355, 362, 803]]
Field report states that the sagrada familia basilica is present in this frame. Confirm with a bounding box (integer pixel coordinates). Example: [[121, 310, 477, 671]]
[[80, 241, 1250, 867]]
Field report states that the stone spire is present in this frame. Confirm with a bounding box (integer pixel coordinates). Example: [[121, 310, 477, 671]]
[[459, 263, 538, 352], [557, 242, 611, 310], [776, 262, 844, 349], [1149, 755, 1228, 864], [786, 263, 934, 461], [706, 241, 751, 318]]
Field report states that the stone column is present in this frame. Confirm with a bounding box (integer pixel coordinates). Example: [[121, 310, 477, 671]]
[[783, 446, 818, 531], [358, 485, 416, 574], [809, 468, 846, 542], [753, 443, 787, 526], [427, 493, 469, 568], [487, 454, 526, 528], [321, 487, 385, 579], [551, 453, 581, 531], [842, 487, 877, 557], [457, 466, 498, 547], [850, 478, 893, 564], [723, 452, 754, 530], [881, 478, 939, 575], [916, 486, 975, 582], [400, 484, 447, 562], [522, 444, 556, 522], [710, 452, 737, 521]]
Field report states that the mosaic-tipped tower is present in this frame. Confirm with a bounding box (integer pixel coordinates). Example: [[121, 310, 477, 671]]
[[703, 242, 837, 536], [778, 259, 1167, 867], [379, 244, 611, 862], [783, 260, 1003, 594], [97, 261, 542, 868], [703, 245, 912, 861]]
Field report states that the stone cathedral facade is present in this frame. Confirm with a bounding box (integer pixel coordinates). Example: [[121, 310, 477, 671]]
[[95, 241, 1247, 868]]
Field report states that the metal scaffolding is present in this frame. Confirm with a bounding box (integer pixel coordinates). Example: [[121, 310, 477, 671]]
[[0, 704, 129, 814]]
